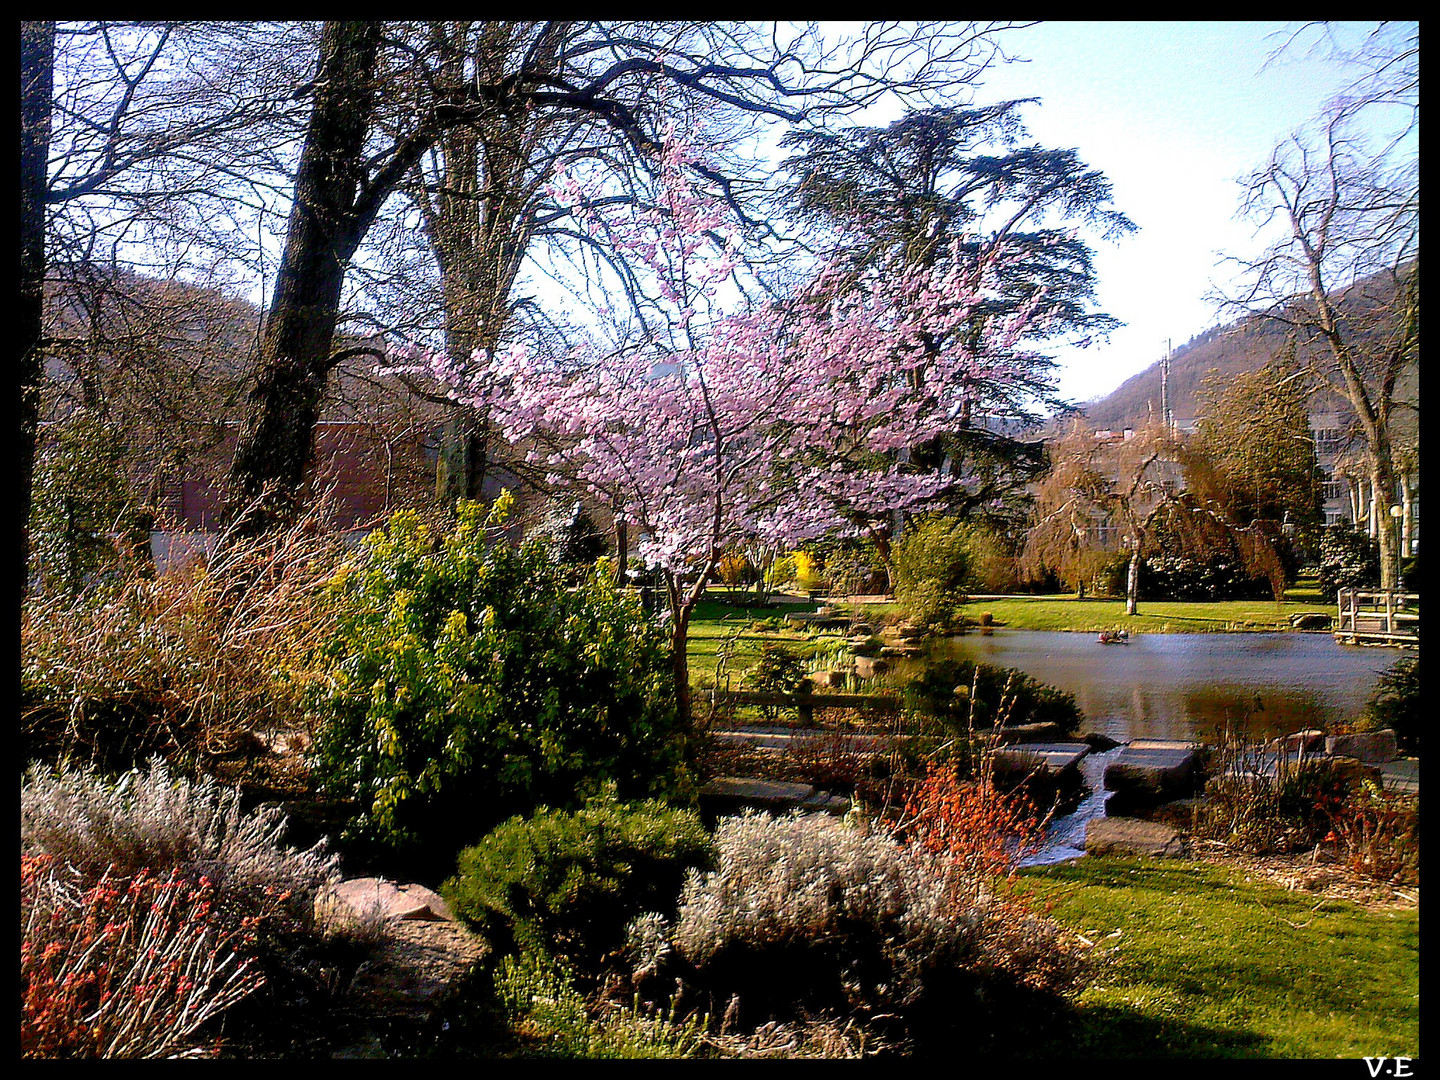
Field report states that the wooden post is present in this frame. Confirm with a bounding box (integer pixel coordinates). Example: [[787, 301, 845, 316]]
[[794, 679, 813, 727]]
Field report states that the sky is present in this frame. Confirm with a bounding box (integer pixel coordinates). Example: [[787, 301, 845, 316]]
[[921, 20, 1411, 408]]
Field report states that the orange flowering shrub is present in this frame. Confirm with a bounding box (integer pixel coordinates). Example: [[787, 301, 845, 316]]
[[21, 855, 263, 1058], [902, 761, 1048, 883]]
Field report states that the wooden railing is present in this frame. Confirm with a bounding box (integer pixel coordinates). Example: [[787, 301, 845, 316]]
[[1335, 589, 1420, 645]]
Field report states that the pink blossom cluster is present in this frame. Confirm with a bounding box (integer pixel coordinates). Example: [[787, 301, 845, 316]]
[[383, 133, 1055, 581]]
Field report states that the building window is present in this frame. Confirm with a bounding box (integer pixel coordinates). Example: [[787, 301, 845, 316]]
[[1321, 475, 1346, 502], [1314, 428, 1344, 457]]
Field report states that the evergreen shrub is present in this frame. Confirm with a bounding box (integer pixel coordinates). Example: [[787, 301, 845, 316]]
[[1361, 656, 1419, 755], [444, 789, 712, 963], [652, 811, 1087, 1033]]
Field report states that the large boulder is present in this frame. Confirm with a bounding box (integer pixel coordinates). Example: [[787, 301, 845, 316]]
[[1103, 739, 1200, 802], [807, 669, 848, 690], [317, 877, 457, 924], [879, 644, 925, 659], [1267, 729, 1327, 756], [994, 722, 1067, 745], [1084, 817, 1187, 858], [852, 655, 890, 679], [699, 777, 850, 819], [1325, 729, 1399, 763]]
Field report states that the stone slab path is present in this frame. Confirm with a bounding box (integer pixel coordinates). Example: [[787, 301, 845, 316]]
[[991, 742, 1090, 777], [1103, 739, 1199, 800], [699, 776, 850, 817]]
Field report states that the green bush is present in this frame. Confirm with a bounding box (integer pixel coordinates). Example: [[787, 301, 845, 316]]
[[308, 496, 689, 871], [1400, 554, 1419, 593], [1318, 524, 1381, 598], [902, 659, 1083, 738], [493, 947, 704, 1058], [1362, 656, 1419, 755], [892, 516, 971, 631], [744, 643, 805, 718], [768, 554, 797, 590], [444, 789, 713, 964], [27, 409, 133, 596], [1093, 553, 1131, 598], [954, 522, 1021, 594]]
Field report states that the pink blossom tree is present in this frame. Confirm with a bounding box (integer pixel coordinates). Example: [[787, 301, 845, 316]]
[[391, 133, 1057, 722]]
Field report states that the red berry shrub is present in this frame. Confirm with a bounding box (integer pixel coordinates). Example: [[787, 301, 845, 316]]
[[21, 854, 263, 1058]]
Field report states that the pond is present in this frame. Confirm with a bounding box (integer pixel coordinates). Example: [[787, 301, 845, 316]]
[[902, 629, 1412, 869], [905, 629, 1407, 744]]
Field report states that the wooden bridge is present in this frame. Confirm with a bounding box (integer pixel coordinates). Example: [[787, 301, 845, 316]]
[[1335, 589, 1420, 646]]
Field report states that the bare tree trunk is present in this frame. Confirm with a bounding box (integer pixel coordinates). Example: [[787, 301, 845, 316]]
[[227, 21, 383, 533], [1125, 546, 1141, 616], [614, 516, 628, 580], [20, 21, 54, 605], [1370, 462, 1401, 591], [670, 620, 694, 733], [1399, 472, 1414, 560]]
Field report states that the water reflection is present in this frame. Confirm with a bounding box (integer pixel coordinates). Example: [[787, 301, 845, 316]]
[[902, 630, 1402, 743]]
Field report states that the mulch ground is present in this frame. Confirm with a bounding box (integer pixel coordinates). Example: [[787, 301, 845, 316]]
[[1187, 837, 1418, 912]]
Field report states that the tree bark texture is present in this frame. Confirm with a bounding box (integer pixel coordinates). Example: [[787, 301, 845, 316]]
[[416, 25, 547, 506], [227, 21, 383, 532], [21, 21, 55, 604]]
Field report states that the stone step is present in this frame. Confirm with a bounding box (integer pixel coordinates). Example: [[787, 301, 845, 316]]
[[993, 722, 1069, 745], [712, 726, 890, 752], [699, 776, 850, 818], [1084, 816, 1187, 858], [1103, 740, 1200, 802], [1377, 757, 1419, 794], [990, 741, 1090, 778], [784, 612, 849, 629]]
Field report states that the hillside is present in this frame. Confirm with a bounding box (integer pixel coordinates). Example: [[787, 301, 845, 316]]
[[1078, 266, 1414, 430]]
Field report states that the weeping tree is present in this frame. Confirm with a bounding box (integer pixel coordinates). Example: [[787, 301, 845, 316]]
[[1024, 422, 1285, 615]]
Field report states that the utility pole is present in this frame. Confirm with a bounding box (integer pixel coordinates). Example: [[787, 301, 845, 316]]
[[1161, 338, 1173, 433]]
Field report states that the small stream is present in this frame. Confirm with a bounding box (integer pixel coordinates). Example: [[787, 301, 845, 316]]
[[903, 629, 1409, 865], [1017, 747, 1122, 867]]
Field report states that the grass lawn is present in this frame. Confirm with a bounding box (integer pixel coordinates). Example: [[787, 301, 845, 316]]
[[950, 593, 1327, 634], [1008, 857, 1419, 1059], [686, 597, 825, 690]]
